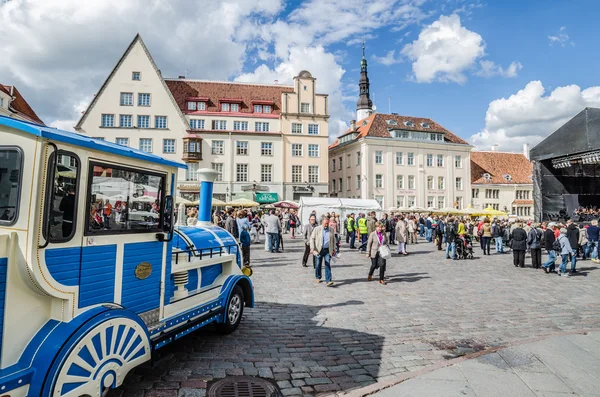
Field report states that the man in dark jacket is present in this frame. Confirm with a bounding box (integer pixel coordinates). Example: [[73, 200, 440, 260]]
[[542, 224, 557, 272], [527, 223, 543, 269], [587, 219, 600, 262], [510, 223, 528, 268], [445, 218, 457, 259], [492, 220, 504, 253], [566, 220, 579, 272]]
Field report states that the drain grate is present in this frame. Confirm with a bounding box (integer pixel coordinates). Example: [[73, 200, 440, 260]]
[[207, 376, 282, 397]]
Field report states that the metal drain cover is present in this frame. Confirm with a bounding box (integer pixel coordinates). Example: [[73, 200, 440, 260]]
[[207, 376, 282, 397]]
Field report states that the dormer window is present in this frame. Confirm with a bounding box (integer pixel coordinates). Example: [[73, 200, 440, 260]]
[[254, 105, 262, 113], [386, 120, 398, 125], [187, 102, 197, 111], [503, 174, 512, 181], [421, 122, 430, 128], [132, 71, 141, 81], [404, 120, 415, 127], [222, 103, 230, 112], [483, 173, 492, 181], [263, 105, 272, 114], [186, 99, 207, 111]]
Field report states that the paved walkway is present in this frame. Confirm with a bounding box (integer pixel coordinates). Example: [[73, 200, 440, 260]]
[[367, 332, 600, 397], [110, 234, 600, 397]]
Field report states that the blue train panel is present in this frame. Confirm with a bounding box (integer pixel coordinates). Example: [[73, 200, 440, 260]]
[[186, 269, 199, 291], [0, 257, 6, 358], [122, 242, 162, 314], [201, 264, 222, 288], [45, 247, 81, 286], [79, 245, 116, 308], [164, 242, 174, 304]]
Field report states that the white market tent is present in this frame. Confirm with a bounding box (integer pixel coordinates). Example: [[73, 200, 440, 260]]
[[298, 197, 382, 226]]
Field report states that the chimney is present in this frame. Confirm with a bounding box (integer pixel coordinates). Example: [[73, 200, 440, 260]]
[[491, 144, 499, 152], [178, 75, 186, 79], [196, 168, 219, 224], [350, 120, 356, 131], [523, 143, 530, 160], [274, 80, 279, 84]]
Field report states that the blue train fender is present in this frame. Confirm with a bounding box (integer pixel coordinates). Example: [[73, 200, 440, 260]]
[[221, 275, 254, 315], [31, 308, 151, 397]]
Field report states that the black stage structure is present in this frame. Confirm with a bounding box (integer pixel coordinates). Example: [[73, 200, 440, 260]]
[[531, 107, 600, 222]]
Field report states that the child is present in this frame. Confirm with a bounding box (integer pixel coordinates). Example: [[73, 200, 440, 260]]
[[240, 225, 251, 268]]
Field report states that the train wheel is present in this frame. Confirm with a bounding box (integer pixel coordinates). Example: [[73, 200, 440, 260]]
[[51, 317, 151, 397], [217, 285, 244, 334]]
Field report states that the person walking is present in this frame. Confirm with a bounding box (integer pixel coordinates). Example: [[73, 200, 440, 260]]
[[557, 228, 573, 277], [542, 224, 557, 273], [527, 222, 543, 269], [587, 219, 600, 262], [395, 215, 409, 255], [578, 224, 589, 261], [435, 218, 445, 251], [251, 214, 261, 243], [367, 222, 389, 285], [367, 212, 377, 236], [329, 213, 339, 250], [225, 210, 239, 240], [347, 213, 356, 249], [480, 218, 492, 255], [240, 225, 251, 267], [264, 210, 281, 253], [289, 210, 299, 238], [408, 217, 417, 244], [310, 216, 336, 286], [282, 210, 290, 234], [492, 220, 504, 254], [358, 213, 368, 252], [510, 222, 527, 268], [566, 220, 579, 273], [425, 215, 433, 242], [389, 215, 397, 245], [302, 214, 317, 267], [445, 217, 457, 260]]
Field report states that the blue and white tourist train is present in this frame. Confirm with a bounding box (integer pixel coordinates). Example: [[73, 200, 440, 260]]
[[0, 115, 253, 396]]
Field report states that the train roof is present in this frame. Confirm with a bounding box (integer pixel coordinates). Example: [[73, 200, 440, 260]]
[[0, 115, 187, 169]]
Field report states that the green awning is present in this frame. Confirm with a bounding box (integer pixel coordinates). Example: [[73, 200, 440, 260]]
[[255, 192, 279, 204]]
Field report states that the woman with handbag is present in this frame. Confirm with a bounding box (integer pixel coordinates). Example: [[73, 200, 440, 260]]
[[367, 222, 390, 285]]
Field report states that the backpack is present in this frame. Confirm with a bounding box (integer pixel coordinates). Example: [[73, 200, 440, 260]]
[[552, 237, 561, 252]]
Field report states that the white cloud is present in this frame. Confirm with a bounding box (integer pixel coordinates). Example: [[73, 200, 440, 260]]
[[548, 26, 573, 47], [372, 50, 402, 66], [401, 14, 485, 83], [469, 81, 600, 152], [476, 60, 522, 78]]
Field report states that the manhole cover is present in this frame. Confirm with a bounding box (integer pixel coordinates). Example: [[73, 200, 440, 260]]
[[207, 376, 282, 397]]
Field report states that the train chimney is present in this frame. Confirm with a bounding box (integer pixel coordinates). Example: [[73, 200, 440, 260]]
[[523, 143, 530, 160], [196, 168, 219, 224]]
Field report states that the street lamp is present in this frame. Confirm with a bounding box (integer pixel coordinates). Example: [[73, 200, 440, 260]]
[[225, 187, 230, 202]]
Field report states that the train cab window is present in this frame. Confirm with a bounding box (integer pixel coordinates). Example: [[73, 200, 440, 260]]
[[0, 148, 23, 226], [44, 152, 80, 242], [86, 162, 164, 234]]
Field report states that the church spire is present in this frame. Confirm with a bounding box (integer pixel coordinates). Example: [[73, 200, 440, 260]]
[[356, 40, 373, 121]]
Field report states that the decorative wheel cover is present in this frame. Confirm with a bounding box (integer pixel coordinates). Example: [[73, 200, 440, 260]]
[[228, 294, 242, 324], [53, 317, 151, 397]]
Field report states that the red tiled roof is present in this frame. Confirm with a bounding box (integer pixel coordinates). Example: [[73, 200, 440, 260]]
[[0, 84, 45, 125], [512, 199, 533, 205], [165, 80, 294, 115], [328, 112, 468, 150], [471, 151, 532, 185]]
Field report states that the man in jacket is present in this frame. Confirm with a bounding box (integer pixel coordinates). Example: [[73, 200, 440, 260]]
[[557, 228, 573, 277], [492, 220, 504, 254], [302, 214, 318, 267], [310, 216, 336, 286], [527, 223, 543, 269], [225, 210, 239, 241], [566, 220, 579, 273], [264, 210, 281, 253], [358, 213, 369, 252], [395, 216, 409, 255], [510, 223, 528, 268], [367, 212, 377, 236], [425, 216, 433, 242], [586, 219, 600, 262], [445, 217, 457, 260], [346, 213, 356, 248], [543, 224, 557, 272]]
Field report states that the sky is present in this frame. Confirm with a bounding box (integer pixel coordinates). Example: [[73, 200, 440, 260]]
[[2, 0, 600, 152]]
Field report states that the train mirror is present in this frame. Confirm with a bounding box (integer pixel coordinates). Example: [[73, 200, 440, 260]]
[[163, 195, 174, 236]]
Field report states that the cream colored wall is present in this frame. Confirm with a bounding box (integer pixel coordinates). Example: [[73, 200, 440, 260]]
[[471, 184, 533, 218], [77, 40, 188, 181]]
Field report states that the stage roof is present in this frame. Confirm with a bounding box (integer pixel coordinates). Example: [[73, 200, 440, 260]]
[[531, 107, 600, 162]]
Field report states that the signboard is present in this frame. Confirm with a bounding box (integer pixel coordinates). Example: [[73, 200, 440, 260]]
[[255, 192, 279, 204]]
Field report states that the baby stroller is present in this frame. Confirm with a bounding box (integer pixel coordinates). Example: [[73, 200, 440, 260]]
[[455, 235, 474, 259]]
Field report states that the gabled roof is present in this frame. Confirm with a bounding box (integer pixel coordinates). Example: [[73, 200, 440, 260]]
[[75, 34, 188, 130], [1, 115, 185, 169], [328, 113, 469, 150], [470, 151, 532, 185], [0, 84, 45, 125], [165, 79, 294, 116]]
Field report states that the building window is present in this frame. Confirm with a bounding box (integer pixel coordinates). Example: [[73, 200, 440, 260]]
[[357, 151, 361, 165], [155, 116, 167, 129], [308, 165, 319, 183], [437, 196, 445, 209], [230, 103, 239, 112], [347, 176, 351, 190], [119, 114, 132, 128], [347, 154, 351, 167], [486, 203, 500, 211], [396, 152, 403, 165], [338, 156, 342, 170], [139, 138, 152, 153], [137, 115, 150, 129], [455, 155, 462, 168], [190, 119, 205, 129], [292, 123, 302, 134], [472, 188, 479, 199], [261, 142, 273, 156], [485, 189, 500, 199], [308, 144, 319, 157], [263, 105, 272, 113], [261, 164, 273, 182], [437, 154, 444, 167], [456, 177, 463, 190], [332, 179, 336, 192], [375, 151, 383, 164], [236, 141, 248, 155], [221, 103, 230, 112], [338, 178, 342, 192], [408, 175, 415, 190], [438, 177, 445, 190], [332, 159, 336, 170], [255, 122, 270, 132], [375, 174, 383, 188], [427, 176, 434, 190], [308, 124, 319, 135], [101, 114, 114, 127], [253, 104, 262, 113], [212, 120, 227, 130], [292, 165, 303, 183], [198, 102, 206, 110], [396, 175, 404, 189], [163, 139, 175, 153], [233, 121, 248, 131], [301, 102, 310, 113], [426, 154, 433, 167], [456, 196, 463, 209], [396, 196, 405, 208], [292, 144, 303, 157], [187, 101, 197, 111], [408, 196, 416, 207], [138, 93, 151, 106], [427, 196, 434, 208], [516, 190, 530, 200], [132, 72, 141, 81], [186, 162, 199, 181], [116, 138, 129, 146], [407, 152, 414, 166], [212, 140, 224, 155], [212, 163, 223, 182], [236, 164, 248, 182], [120, 92, 133, 106], [356, 175, 361, 190]]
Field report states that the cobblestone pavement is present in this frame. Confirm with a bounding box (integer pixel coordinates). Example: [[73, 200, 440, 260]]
[[110, 235, 600, 397]]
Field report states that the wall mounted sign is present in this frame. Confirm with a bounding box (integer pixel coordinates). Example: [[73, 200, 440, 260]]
[[135, 262, 152, 280]]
